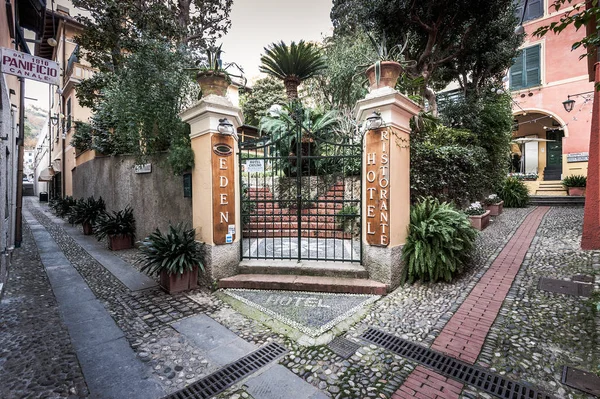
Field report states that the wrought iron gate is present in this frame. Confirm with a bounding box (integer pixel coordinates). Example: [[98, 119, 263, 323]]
[[239, 110, 362, 262]]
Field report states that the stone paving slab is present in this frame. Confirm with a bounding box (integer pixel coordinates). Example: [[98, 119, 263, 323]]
[[223, 289, 380, 337], [245, 364, 330, 399]]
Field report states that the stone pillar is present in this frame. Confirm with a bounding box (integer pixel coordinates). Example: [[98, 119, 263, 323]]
[[355, 89, 421, 288], [180, 94, 243, 282]]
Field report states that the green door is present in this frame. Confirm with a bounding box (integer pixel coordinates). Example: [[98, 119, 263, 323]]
[[546, 130, 563, 166]]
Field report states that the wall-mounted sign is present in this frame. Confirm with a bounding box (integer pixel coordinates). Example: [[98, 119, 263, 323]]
[[365, 128, 390, 247], [183, 173, 192, 198], [212, 135, 236, 245], [567, 152, 589, 163], [134, 163, 152, 174], [1, 47, 60, 85], [245, 159, 264, 173]]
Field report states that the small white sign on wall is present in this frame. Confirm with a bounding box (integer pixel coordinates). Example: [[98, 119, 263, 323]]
[[134, 163, 152, 174]]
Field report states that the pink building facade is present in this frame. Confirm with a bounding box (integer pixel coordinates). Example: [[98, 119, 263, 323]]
[[511, 0, 594, 188]]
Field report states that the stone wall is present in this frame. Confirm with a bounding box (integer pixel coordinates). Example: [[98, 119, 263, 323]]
[[72, 154, 192, 240]]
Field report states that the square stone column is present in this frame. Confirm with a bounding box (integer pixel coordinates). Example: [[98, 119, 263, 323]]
[[355, 89, 421, 288], [180, 94, 243, 283]]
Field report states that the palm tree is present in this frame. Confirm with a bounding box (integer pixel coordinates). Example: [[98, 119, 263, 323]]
[[259, 41, 327, 100]]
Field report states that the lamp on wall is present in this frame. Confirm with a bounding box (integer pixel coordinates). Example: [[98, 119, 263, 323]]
[[365, 111, 383, 130], [50, 114, 59, 126], [562, 91, 594, 112], [217, 118, 238, 141]]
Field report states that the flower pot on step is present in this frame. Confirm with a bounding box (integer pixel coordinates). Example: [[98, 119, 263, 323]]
[[108, 234, 133, 251], [486, 201, 504, 217], [365, 61, 402, 91], [468, 210, 491, 231], [160, 266, 199, 294], [196, 71, 229, 97], [82, 222, 94, 235], [567, 187, 586, 196]]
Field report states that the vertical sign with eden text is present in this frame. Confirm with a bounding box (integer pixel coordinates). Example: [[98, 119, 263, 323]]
[[365, 128, 390, 247], [212, 135, 236, 244]]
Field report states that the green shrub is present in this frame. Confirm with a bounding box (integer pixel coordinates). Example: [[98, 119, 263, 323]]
[[68, 196, 106, 226], [401, 197, 477, 284], [137, 223, 204, 276], [498, 177, 529, 207], [94, 206, 136, 240], [50, 196, 77, 218], [335, 205, 359, 232], [562, 175, 587, 188]]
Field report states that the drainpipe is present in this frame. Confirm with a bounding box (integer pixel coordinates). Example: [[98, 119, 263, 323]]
[[14, 77, 24, 247], [61, 21, 66, 198]]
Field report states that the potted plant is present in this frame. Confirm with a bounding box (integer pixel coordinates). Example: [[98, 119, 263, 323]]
[[68, 196, 106, 235], [465, 201, 490, 231], [362, 32, 414, 91], [483, 194, 504, 217], [336, 205, 359, 233], [137, 223, 204, 294], [50, 196, 77, 218], [195, 44, 245, 98], [94, 206, 136, 250], [562, 175, 587, 196]]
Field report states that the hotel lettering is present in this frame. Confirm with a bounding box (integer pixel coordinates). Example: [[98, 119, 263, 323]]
[[365, 128, 390, 247]]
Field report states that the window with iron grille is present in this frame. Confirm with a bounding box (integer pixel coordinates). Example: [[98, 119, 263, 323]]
[[510, 44, 541, 90]]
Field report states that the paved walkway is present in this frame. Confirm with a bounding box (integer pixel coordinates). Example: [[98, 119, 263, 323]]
[[392, 207, 550, 399]]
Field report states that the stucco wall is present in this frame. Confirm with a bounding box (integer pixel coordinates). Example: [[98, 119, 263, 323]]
[[72, 154, 193, 241]]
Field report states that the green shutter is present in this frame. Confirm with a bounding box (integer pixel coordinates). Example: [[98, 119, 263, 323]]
[[525, 0, 543, 22], [525, 45, 541, 87], [510, 50, 524, 90]]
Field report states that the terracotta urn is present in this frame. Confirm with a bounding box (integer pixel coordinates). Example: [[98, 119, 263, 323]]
[[486, 201, 504, 217], [108, 234, 133, 251], [196, 71, 229, 97], [160, 266, 199, 294], [365, 61, 403, 91], [468, 210, 491, 231], [568, 187, 586, 196], [82, 221, 94, 236]]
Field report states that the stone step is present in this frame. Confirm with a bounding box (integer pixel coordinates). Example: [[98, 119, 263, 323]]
[[243, 230, 353, 239], [218, 274, 387, 295], [238, 260, 369, 279], [530, 196, 585, 206]]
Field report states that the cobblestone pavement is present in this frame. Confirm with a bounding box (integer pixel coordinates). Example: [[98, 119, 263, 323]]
[[5, 203, 598, 399], [0, 221, 88, 398]]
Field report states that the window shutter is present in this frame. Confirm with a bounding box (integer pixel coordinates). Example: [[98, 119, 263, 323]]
[[525, 45, 541, 87], [510, 50, 524, 90], [524, 0, 543, 22]]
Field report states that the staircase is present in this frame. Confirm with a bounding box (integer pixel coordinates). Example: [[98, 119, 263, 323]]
[[535, 180, 567, 196], [243, 184, 352, 239], [530, 196, 585, 206]]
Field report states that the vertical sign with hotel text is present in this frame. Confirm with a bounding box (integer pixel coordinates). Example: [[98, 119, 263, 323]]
[[212, 135, 236, 244], [365, 128, 390, 247]]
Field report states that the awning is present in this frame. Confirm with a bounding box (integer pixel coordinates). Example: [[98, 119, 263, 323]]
[[37, 166, 54, 182]]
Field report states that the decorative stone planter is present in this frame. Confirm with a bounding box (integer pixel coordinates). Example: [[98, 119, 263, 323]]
[[567, 187, 586, 196], [108, 234, 133, 251], [486, 201, 504, 217], [468, 210, 491, 231], [196, 71, 229, 97], [365, 61, 402, 91], [82, 222, 94, 236], [160, 266, 199, 294]]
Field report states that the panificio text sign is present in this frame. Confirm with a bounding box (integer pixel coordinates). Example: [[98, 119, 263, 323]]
[[365, 127, 390, 247], [212, 135, 236, 245], [1, 48, 60, 85]]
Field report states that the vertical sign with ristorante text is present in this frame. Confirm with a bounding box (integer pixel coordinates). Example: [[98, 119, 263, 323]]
[[212, 135, 236, 244], [365, 128, 390, 247]]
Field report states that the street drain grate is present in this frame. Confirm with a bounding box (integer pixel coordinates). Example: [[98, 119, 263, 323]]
[[562, 366, 600, 396], [538, 277, 592, 297], [360, 328, 554, 399], [327, 336, 360, 359], [163, 342, 287, 399], [572, 274, 595, 284]]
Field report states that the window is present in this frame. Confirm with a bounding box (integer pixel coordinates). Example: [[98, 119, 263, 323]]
[[510, 44, 541, 90], [515, 0, 544, 23]]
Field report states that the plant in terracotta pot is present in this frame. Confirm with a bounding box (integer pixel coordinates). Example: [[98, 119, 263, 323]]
[[482, 194, 504, 217], [94, 206, 136, 250], [136, 223, 204, 294], [562, 175, 587, 196], [68, 196, 106, 235], [195, 44, 245, 98], [464, 201, 490, 231], [361, 32, 414, 91]]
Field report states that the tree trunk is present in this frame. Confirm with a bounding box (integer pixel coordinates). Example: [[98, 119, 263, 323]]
[[284, 77, 300, 100], [424, 86, 438, 117]]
